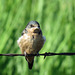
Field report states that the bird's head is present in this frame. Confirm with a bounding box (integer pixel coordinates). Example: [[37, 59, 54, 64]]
[[22, 21, 42, 35]]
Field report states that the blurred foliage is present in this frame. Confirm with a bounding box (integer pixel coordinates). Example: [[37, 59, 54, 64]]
[[0, 0, 75, 75]]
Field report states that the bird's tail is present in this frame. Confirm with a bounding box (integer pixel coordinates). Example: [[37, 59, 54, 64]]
[[25, 56, 34, 69], [28, 60, 34, 69], [24, 52, 34, 69]]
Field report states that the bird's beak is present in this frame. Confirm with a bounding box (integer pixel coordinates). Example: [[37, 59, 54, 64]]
[[33, 27, 40, 33]]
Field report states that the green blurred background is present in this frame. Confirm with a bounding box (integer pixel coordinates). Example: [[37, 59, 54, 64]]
[[0, 0, 75, 75]]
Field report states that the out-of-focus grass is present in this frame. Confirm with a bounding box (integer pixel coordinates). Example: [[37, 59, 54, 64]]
[[0, 0, 75, 75]]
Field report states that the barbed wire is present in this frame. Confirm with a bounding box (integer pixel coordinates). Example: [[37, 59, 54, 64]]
[[0, 52, 75, 59]]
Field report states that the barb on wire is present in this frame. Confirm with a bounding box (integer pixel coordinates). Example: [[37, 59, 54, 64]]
[[0, 52, 75, 59]]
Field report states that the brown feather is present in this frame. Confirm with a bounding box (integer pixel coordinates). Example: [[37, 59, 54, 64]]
[[17, 27, 45, 69]]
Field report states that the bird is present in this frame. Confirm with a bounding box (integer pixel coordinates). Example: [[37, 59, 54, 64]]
[[17, 21, 46, 69]]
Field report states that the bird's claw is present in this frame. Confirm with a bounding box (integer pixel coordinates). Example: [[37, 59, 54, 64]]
[[24, 52, 28, 57], [37, 52, 39, 55]]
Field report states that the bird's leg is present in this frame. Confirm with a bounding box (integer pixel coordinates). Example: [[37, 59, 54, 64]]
[[24, 51, 28, 61], [37, 52, 40, 56], [24, 51, 28, 57]]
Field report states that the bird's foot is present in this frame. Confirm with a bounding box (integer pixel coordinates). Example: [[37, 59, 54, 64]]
[[37, 52, 40, 56], [24, 51, 28, 57]]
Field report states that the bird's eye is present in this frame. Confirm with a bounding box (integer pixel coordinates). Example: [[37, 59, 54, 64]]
[[22, 32, 24, 35], [38, 25, 40, 28], [30, 24, 34, 27]]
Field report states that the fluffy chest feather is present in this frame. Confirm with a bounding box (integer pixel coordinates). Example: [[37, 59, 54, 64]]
[[17, 33, 45, 54]]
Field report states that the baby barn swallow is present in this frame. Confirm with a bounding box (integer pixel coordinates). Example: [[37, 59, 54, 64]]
[[17, 21, 46, 69]]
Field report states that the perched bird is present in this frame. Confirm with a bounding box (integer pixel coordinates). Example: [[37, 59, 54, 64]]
[[17, 21, 46, 69]]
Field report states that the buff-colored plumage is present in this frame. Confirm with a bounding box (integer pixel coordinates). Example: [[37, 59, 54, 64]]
[[17, 21, 46, 69]]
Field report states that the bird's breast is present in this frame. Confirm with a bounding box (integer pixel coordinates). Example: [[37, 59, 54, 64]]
[[17, 33, 45, 54]]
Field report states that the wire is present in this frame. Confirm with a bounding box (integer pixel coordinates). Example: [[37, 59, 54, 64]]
[[0, 52, 75, 59]]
